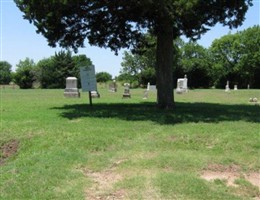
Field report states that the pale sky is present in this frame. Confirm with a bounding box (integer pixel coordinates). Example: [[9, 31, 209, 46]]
[[0, 1, 259, 77]]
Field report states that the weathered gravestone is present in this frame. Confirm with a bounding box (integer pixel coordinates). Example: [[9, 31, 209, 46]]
[[143, 82, 156, 99], [234, 85, 238, 90], [143, 90, 149, 99], [109, 80, 117, 92], [143, 82, 150, 99], [176, 75, 188, 94], [225, 81, 230, 92], [64, 77, 80, 98], [122, 83, 131, 98]]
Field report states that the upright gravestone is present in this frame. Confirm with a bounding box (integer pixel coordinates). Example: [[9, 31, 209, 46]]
[[143, 82, 149, 99], [147, 82, 150, 91], [183, 74, 188, 92], [176, 74, 188, 94], [143, 82, 156, 99], [64, 77, 80, 98], [234, 85, 238, 90], [109, 80, 117, 92], [122, 83, 131, 98], [225, 81, 230, 92]]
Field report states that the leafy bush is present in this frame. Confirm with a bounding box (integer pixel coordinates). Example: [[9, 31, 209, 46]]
[[14, 58, 36, 89], [0, 61, 12, 84], [96, 72, 112, 83]]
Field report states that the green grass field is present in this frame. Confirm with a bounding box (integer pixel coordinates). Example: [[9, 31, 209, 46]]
[[0, 86, 259, 200]]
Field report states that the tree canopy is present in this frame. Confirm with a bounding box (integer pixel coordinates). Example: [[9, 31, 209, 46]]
[[15, 0, 252, 108], [210, 25, 260, 88], [120, 26, 260, 89]]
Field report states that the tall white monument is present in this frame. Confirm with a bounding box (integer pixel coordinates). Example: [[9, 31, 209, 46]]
[[225, 81, 230, 92]]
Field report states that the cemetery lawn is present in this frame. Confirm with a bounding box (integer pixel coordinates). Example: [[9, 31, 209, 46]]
[[0, 87, 259, 200]]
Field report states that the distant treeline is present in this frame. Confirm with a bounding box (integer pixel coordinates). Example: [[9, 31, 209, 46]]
[[0, 26, 259, 89]]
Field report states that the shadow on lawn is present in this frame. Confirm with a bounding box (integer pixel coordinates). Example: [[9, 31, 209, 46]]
[[51, 102, 260, 125]]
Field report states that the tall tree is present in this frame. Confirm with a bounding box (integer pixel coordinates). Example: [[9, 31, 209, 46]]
[[120, 34, 157, 86], [15, 0, 252, 108], [210, 33, 241, 88], [210, 25, 260, 88], [180, 42, 212, 88], [0, 61, 12, 84], [237, 25, 260, 88]]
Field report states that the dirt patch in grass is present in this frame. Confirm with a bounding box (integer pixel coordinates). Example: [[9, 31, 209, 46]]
[[200, 164, 260, 189], [0, 139, 19, 165], [84, 159, 128, 200]]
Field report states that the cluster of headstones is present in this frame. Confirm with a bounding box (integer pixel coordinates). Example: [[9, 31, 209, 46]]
[[64, 77, 257, 103], [64, 77, 101, 98], [64, 76, 189, 100], [225, 81, 239, 92], [64, 77, 132, 99]]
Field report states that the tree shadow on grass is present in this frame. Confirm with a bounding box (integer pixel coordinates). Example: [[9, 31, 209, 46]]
[[51, 102, 260, 125]]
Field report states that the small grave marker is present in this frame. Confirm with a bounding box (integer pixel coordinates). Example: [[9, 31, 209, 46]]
[[122, 83, 131, 98], [109, 80, 117, 92]]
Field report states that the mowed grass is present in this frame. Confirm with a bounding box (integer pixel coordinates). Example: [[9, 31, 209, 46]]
[[0, 86, 259, 199]]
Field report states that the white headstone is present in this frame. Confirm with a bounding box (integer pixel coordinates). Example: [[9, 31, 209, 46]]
[[147, 82, 150, 91], [225, 81, 230, 92], [64, 77, 80, 98], [176, 74, 188, 94], [234, 85, 238, 90]]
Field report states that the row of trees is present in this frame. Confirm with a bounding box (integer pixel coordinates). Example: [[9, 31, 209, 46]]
[[0, 51, 113, 89], [119, 26, 260, 89], [1, 26, 259, 89]]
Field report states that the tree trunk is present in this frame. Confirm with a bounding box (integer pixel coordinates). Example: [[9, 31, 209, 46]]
[[156, 19, 174, 109]]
